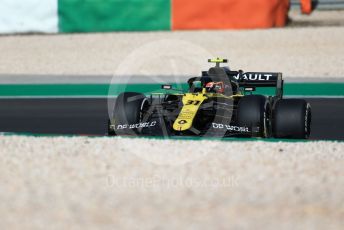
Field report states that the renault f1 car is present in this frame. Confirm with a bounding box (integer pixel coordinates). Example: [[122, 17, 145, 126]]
[[108, 58, 311, 139]]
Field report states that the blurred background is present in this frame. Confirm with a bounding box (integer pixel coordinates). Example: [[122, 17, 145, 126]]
[[0, 0, 344, 77], [1, 0, 344, 33]]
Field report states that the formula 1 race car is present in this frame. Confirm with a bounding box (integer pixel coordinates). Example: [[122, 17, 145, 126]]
[[108, 58, 311, 139]]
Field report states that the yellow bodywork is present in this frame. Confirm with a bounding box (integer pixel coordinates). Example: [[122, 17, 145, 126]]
[[173, 92, 207, 131], [173, 89, 243, 132]]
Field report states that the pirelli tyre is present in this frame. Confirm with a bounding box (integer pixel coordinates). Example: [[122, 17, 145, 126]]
[[237, 95, 270, 137], [273, 99, 311, 139], [108, 92, 148, 136]]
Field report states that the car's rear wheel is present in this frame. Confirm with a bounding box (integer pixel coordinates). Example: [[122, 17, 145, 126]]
[[237, 95, 270, 137], [273, 99, 311, 139], [108, 92, 148, 136]]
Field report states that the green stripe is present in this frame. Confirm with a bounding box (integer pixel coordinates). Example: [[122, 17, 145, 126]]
[[0, 84, 109, 97], [255, 83, 344, 96], [0, 83, 343, 97], [1, 132, 343, 142], [58, 0, 171, 32]]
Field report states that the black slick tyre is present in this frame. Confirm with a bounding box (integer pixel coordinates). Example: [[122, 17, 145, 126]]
[[237, 95, 269, 137], [273, 99, 311, 139], [109, 92, 147, 135]]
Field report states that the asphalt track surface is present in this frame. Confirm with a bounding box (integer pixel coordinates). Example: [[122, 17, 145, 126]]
[[0, 98, 343, 140]]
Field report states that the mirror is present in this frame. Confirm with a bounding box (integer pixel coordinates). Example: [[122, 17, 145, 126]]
[[193, 80, 202, 89]]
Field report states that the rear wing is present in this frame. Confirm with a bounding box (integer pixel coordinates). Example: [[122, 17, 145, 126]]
[[202, 69, 284, 98], [228, 71, 284, 98]]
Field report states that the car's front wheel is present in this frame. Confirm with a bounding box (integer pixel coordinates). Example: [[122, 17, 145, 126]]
[[108, 92, 148, 136]]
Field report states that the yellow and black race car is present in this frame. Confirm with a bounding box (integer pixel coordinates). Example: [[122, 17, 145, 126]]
[[108, 58, 311, 139]]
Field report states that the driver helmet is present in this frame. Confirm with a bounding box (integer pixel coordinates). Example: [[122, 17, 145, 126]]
[[205, 81, 225, 94]]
